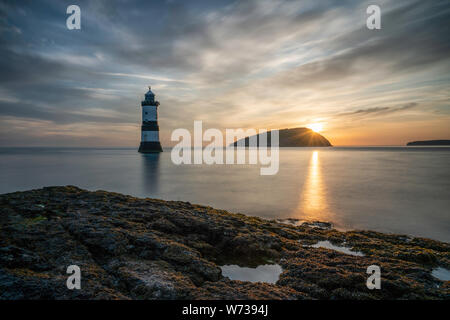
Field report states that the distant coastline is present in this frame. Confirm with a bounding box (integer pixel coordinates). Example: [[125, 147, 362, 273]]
[[407, 140, 450, 146]]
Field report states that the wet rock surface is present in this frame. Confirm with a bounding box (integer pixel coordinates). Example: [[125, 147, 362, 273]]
[[0, 186, 448, 300]]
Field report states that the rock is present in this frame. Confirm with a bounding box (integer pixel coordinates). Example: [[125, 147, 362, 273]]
[[232, 127, 332, 147], [112, 260, 195, 299], [0, 186, 449, 300]]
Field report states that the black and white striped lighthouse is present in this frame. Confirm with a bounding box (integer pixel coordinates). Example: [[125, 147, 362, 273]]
[[138, 86, 163, 153]]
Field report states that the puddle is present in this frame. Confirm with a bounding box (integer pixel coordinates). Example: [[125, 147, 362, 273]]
[[432, 267, 450, 281], [220, 264, 282, 284], [307, 240, 364, 257]]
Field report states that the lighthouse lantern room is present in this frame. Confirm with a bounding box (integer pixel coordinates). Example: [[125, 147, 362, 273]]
[[138, 86, 163, 153]]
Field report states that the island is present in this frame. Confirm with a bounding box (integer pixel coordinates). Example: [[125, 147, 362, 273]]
[[407, 140, 450, 146], [0, 186, 448, 300], [232, 127, 332, 147]]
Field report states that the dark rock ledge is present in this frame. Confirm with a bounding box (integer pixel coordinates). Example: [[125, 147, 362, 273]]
[[0, 186, 448, 300]]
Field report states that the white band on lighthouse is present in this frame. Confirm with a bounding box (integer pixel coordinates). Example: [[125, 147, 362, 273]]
[[142, 106, 157, 122], [141, 131, 159, 142]]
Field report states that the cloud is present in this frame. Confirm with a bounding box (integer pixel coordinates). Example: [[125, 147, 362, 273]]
[[99, 72, 190, 83], [0, 0, 449, 146], [335, 103, 418, 118]]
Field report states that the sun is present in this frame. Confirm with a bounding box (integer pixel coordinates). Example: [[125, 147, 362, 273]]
[[307, 123, 324, 133]]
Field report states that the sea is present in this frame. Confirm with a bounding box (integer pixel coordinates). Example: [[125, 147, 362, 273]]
[[1, 147, 449, 242]]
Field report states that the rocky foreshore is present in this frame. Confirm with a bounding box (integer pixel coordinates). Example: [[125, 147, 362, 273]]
[[0, 186, 448, 300]]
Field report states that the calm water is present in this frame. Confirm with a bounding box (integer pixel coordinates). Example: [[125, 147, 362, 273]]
[[1, 147, 449, 242], [220, 264, 283, 284]]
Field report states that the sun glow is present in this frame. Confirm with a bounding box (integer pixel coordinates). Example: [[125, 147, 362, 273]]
[[307, 123, 324, 133]]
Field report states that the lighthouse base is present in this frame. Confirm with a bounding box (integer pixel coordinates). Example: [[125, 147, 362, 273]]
[[138, 141, 163, 153]]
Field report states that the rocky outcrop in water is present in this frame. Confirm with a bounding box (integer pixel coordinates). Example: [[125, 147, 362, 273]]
[[232, 127, 332, 147], [0, 186, 448, 299]]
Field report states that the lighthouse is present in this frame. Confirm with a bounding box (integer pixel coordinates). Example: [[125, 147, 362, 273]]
[[138, 86, 163, 153]]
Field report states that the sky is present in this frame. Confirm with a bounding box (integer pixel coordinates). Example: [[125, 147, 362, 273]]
[[0, 0, 449, 147]]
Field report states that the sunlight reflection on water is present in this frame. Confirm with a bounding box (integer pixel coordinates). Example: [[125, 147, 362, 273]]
[[296, 150, 335, 224]]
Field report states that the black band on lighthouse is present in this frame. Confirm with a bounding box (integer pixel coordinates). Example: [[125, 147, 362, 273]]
[[142, 122, 159, 131]]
